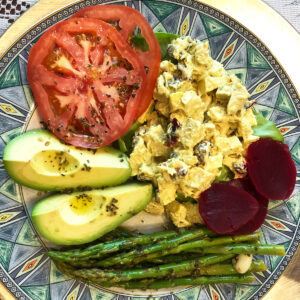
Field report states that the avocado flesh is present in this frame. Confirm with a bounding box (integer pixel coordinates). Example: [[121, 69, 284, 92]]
[[31, 183, 152, 245], [3, 130, 131, 191]]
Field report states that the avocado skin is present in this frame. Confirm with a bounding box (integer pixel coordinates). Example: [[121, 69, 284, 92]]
[[31, 182, 153, 245], [3, 130, 131, 191]]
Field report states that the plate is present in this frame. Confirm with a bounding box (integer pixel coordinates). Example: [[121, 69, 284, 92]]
[[0, 0, 300, 299]]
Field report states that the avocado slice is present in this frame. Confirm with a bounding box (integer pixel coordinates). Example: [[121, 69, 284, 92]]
[[31, 182, 152, 245], [3, 130, 131, 191]]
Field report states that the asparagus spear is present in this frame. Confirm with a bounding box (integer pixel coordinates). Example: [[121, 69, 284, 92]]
[[149, 253, 206, 264], [152, 259, 267, 277], [71, 254, 235, 282], [88, 274, 255, 289], [125, 258, 267, 274], [191, 260, 267, 275], [99, 228, 140, 241], [48, 228, 206, 262], [54, 260, 255, 289], [127, 260, 267, 278], [94, 227, 216, 267], [186, 243, 286, 256], [56, 258, 266, 283], [51, 233, 260, 268], [124, 232, 261, 266], [64, 240, 278, 269]]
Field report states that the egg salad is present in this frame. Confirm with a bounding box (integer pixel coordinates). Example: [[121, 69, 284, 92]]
[[130, 36, 259, 227]]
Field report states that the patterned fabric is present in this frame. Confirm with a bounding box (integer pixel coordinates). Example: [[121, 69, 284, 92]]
[[0, 1, 299, 300], [0, 0, 36, 36], [0, 0, 299, 36]]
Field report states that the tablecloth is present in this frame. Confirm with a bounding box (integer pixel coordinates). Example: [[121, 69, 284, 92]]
[[0, 0, 300, 37]]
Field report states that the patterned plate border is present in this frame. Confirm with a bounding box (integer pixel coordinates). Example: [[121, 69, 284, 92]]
[[0, 0, 299, 299]]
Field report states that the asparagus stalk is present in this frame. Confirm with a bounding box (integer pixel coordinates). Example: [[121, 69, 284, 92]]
[[56, 258, 267, 283], [48, 228, 205, 262], [131, 260, 267, 278], [191, 260, 267, 276], [164, 259, 267, 277], [94, 227, 216, 267], [125, 232, 261, 266], [99, 228, 140, 241], [65, 241, 278, 269], [72, 254, 235, 282], [88, 274, 255, 289], [186, 243, 286, 256], [149, 253, 205, 264], [54, 260, 255, 289]]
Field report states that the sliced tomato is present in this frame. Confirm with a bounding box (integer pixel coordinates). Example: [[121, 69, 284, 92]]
[[73, 5, 161, 117], [28, 18, 146, 148]]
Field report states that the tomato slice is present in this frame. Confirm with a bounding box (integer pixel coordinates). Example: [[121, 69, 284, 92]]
[[73, 5, 161, 117], [28, 18, 146, 148]]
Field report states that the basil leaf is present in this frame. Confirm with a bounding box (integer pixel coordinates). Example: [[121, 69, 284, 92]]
[[214, 165, 234, 183], [252, 110, 284, 142], [131, 32, 179, 61]]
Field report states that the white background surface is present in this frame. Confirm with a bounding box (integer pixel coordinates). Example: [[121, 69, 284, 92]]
[[264, 0, 300, 32]]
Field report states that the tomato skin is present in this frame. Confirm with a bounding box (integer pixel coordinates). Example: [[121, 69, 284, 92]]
[[28, 18, 146, 148], [73, 5, 161, 117]]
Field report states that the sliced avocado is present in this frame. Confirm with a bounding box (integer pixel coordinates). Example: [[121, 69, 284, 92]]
[[3, 130, 131, 191], [31, 182, 152, 245]]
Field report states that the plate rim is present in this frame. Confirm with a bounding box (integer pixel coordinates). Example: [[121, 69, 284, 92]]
[[0, 0, 299, 299]]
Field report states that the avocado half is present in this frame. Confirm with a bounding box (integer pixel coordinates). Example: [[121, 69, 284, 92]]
[[3, 130, 131, 191], [31, 183, 153, 245]]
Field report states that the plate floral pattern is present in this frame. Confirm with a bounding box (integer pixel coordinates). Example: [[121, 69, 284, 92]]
[[0, 1, 299, 299]]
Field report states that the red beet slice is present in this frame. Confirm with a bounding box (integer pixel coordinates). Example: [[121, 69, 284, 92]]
[[247, 138, 296, 200], [228, 178, 269, 235], [199, 183, 260, 234]]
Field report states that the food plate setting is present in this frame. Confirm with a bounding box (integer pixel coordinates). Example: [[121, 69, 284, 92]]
[[0, 0, 299, 300]]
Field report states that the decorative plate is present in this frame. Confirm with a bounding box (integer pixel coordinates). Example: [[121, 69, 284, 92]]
[[0, 0, 299, 299]]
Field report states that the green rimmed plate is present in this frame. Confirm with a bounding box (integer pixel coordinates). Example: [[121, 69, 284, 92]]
[[0, 1, 299, 299]]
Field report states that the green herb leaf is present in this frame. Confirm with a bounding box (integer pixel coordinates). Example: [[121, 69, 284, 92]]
[[131, 35, 149, 52], [117, 121, 141, 154], [214, 165, 234, 183], [252, 110, 284, 142], [131, 32, 180, 61], [176, 192, 197, 203], [118, 138, 127, 153]]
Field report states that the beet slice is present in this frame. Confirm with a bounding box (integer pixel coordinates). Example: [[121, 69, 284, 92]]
[[247, 138, 296, 200], [228, 178, 269, 235], [199, 183, 260, 234]]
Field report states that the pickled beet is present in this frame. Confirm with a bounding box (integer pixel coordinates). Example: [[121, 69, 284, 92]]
[[228, 178, 269, 235], [247, 138, 296, 200], [199, 183, 260, 234]]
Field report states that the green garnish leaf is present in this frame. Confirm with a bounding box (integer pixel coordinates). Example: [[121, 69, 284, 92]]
[[252, 110, 284, 142], [117, 121, 141, 154], [176, 192, 197, 203], [131, 32, 180, 61], [131, 35, 149, 52], [214, 165, 234, 183], [118, 138, 127, 153]]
